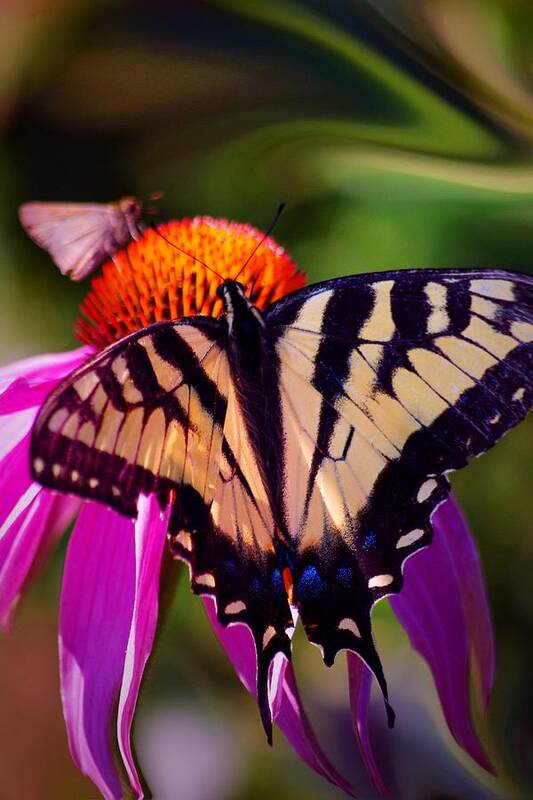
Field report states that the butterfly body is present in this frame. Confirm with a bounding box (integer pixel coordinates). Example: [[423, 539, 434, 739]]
[[219, 281, 266, 368], [19, 196, 146, 280], [30, 265, 533, 738], [218, 281, 290, 546]]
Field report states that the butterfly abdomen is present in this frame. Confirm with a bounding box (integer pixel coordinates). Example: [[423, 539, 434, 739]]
[[219, 281, 288, 529]]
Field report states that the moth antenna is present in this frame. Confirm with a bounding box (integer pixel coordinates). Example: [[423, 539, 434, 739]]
[[142, 191, 164, 216], [152, 225, 225, 283], [235, 203, 286, 285]]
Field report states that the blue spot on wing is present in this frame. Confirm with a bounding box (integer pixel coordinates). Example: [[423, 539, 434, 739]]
[[222, 559, 238, 575], [271, 568, 284, 596], [336, 567, 352, 588], [297, 565, 325, 599], [363, 531, 378, 550]]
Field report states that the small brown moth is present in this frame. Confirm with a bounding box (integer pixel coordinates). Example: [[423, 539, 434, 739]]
[[19, 195, 159, 280]]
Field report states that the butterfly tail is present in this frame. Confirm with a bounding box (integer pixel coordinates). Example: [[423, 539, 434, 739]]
[[366, 644, 396, 729], [322, 622, 396, 730]]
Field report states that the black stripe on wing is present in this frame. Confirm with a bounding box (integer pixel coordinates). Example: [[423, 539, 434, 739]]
[[168, 431, 293, 743], [30, 316, 225, 517], [268, 267, 532, 709]]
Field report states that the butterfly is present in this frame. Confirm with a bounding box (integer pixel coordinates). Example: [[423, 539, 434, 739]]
[[30, 266, 533, 739], [19, 196, 159, 280]]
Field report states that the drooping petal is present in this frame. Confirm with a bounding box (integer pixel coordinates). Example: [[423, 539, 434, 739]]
[[0, 431, 38, 537], [0, 409, 36, 461], [0, 489, 50, 627], [0, 376, 67, 414], [390, 497, 493, 772], [0, 346, 92, 624], [0, 347, 91, 413], [60, 502, 136, 800], [46, 492, 82, 542], [435, 496, 496, 713], [202, 597, 256, 689], [0, 420, 79, 627], [347, 653, 387, 794], [117, 496, 170, 797], [203, 597, 354, 796], [0, 488, 79, 630], [0, 431, 43, 627], [0, 346, 92, 389]]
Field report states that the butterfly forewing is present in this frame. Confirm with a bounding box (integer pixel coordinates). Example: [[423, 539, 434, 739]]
[[267, 268, 532, 670], [31, 318, 226, 513]]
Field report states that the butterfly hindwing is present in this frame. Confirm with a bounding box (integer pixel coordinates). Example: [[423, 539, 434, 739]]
[[267, 269, 532, 676], [168, 373, 293, 739]]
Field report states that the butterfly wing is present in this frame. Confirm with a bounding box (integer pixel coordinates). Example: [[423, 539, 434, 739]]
[[267, 268, 532, 703], [31, 315, 292, 736], [31, 318, 227, 511], [168, 373, 293, 740], [19, 202, 130, 280], [30, 266, 532, 737]]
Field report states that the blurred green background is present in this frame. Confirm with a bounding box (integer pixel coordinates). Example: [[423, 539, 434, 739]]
[[0, 1, 532, 798]]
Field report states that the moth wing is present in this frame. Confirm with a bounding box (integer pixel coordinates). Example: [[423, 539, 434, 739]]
[[19, 202, 123, 280]]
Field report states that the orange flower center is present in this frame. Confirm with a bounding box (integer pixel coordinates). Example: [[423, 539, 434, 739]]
[[75, 217, 306, 349]]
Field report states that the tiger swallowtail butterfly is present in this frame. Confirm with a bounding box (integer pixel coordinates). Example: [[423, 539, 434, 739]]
[[19, 196, 159, 281], [30, 266, 533, 739]]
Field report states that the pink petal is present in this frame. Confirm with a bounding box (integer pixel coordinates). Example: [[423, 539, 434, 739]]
[[0, 346, 91, 624], [202, 597, 256, 690], [0, 490, 79, 629], [347, 653, 387, 794], [117, 496, 170, 797], [390, 497, 493, 772], [0, 432, 43, 627], [0, 376, 65, 414], [0, 487, 51, 628], [47, 493, 82, 540], [0, 427, 79, 627], [60, 502, 136, 800], [0, 409, 36, 461], [0, 431, 36, 535], [0, 347, 91, 415], [435, 496, 496, 713], [0, 346, 92, 389], [203, 597, 354, 796]]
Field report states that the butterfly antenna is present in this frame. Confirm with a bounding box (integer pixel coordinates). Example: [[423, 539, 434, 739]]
[[152, 225, 225, 283], [235, 203, 286, 286]]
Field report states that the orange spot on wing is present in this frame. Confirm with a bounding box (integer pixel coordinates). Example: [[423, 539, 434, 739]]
[[282, 567, 294, 605]]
